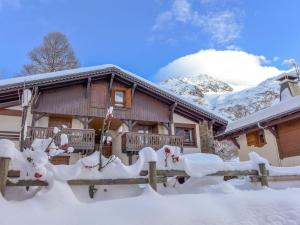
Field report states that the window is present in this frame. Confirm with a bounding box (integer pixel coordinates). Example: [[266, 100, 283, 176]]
[[114, 91, 125, 107], [246, 130, 267, 148], [112, 87, 132, 108], [174, 123, 196, 147]]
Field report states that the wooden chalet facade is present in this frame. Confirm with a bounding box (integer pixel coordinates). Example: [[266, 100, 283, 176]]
[[217, 73, 300, 167], [0, 65, 227, 165]]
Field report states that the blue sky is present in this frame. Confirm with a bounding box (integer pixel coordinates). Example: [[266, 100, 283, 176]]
[[0, 0, 299, 89]]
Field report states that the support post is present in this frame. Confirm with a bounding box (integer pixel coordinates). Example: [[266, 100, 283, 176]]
[[20, 105, 29, 151], [148, 161, 157, 191], [0, 157, 11, 196], [128, 153, 133, 165], [258, 163, 269, 187]]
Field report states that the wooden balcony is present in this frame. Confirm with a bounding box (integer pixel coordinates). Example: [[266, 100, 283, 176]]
[[122, 132, 183, 152], [26, 126, 95, 150]]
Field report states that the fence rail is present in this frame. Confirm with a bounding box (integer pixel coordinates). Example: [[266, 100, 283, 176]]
[[26, 126, 95, 150], [2, 156, 300, 199], [122, 132, 184, 152]]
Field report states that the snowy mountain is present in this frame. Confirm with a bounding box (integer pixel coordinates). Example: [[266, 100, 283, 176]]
[[160, 75, 280, 121], [160, 74, 233, 104]]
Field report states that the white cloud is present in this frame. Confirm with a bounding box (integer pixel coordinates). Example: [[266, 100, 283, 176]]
[[193, 10, 242, 44], [156, 49, 283, 90], [152, 0, 242, 44], [171, 0, 192, 23], [282, 58, 296, 65]]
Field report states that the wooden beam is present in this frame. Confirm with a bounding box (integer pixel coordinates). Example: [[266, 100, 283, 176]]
[[109, 73, 115, 92], [230, 137, 240, 149], [0, 109, 22, 117], [208, 119, 215, 129], [267, 126, 278, 139], [108, 73, 115, 105], [85, 77, 92, 98], [67, 177, 167, 186], [6, 180, 48, 187], [30, 86, 39, 109], [131, 83, 137, 98], [0, 100, 20, 109], [31, 113, 47, 127], [131, 120, 138, 129], [140, 169, 259, 177]]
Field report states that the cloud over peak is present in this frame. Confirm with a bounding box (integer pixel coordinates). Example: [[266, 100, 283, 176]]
[[156, 49, 283, 90]]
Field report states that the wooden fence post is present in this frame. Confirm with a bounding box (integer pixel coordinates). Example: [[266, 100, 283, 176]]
[[258, 163, 269, 187], [148, 161, 157, 191], [0, 157, 11, 196]]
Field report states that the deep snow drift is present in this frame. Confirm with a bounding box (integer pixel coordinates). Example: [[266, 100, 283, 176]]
[[2, 179, 300, 225]]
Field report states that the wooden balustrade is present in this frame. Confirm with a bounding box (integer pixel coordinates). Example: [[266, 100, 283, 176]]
[[122, 132, 183, 152], [26, 126, 95, 150]]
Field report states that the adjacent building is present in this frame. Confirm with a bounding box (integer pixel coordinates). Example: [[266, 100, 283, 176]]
[[217, 72, 300, 166]]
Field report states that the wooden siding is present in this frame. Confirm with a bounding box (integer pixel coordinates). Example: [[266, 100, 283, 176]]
[[34, 84, 89, 115], [91, 80, 108, 108], [277, 118, 300, 158], [34, 80, 170, 123]]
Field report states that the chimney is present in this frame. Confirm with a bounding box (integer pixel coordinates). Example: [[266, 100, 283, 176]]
[[277, 72, 300, 101]]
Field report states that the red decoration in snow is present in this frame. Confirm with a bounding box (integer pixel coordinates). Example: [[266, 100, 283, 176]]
[[164, 147, 171, 154], [172, 155, 179, 162], [61, 143, 69, 150], [34, 172, 43, 179]]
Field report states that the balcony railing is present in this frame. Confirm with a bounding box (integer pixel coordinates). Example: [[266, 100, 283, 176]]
[[122, 132, 183, 152], [26, 126, 95, 150]]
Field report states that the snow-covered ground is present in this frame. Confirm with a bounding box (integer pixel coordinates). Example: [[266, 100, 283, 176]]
[[2, 179, 300, 225], [2, 139, 300, 225]]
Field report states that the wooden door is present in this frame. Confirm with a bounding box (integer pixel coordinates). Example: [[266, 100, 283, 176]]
[[277, 118, 300, 158]]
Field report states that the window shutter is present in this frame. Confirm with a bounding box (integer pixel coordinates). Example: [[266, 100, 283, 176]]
[[246, 130, 266, 148], [125, 88, 132, 108], [246, 132, 258, 146]]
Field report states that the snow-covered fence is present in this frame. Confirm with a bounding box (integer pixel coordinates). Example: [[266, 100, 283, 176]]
[[3, 139, 300, 199]]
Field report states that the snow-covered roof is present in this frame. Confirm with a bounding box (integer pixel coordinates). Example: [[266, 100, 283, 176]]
[[0, 64, 227, 124], [0, 64, 114, 87], [221, 94, 300, 136]]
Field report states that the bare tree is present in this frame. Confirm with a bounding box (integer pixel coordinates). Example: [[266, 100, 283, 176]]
[[22, 32, 80, 75]]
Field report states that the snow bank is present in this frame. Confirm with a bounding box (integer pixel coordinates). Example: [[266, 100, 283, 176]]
[[182, 153, 224, 177], [2, 183, 300, 225], [50, 147, 158, 180], [0, 139, 19, 158]]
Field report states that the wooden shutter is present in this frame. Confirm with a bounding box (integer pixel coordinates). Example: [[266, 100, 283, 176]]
[[246, 130, 266, 148], [277, 119, 300, 158], [125, 88, 132, 108], [91, 81, 108, 108]]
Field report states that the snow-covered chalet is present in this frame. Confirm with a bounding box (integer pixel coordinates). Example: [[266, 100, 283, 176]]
[[0, 65, 227, 165]]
